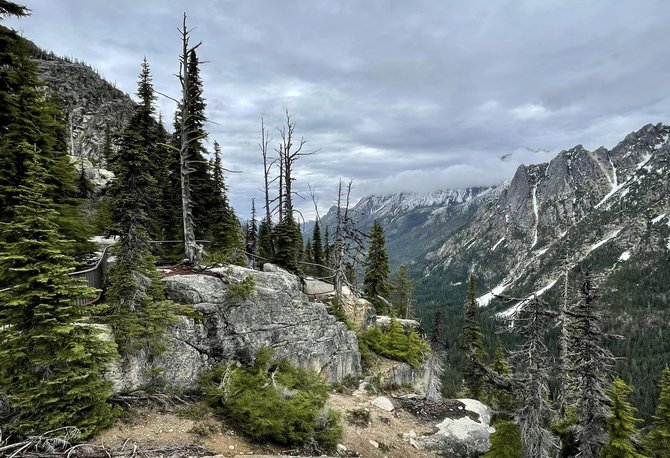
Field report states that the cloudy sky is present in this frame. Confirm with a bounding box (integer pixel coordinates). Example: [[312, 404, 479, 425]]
[[7, 0, 670, 219]]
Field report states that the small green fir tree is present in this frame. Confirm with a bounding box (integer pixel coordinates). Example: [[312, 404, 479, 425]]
[[363, 221, 391, 314], [484, 421, 523, 458], [602, 378, 646, 458], [645, 367, 670, 457]]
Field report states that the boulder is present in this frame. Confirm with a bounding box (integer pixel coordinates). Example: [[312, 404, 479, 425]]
[[300, 278, 375, 330], [372, 315, 422, 332], [110, 266, 361, 392], [378, 359, 430, 394], [408, 399, 495, 457], [370, 396, 394, 412]]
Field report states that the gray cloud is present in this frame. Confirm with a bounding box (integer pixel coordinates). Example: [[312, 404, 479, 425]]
[[7, 0, 670, 218]]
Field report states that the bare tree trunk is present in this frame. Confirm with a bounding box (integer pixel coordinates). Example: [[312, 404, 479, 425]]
[[260, 118, 272, 227], [277, 145, 284, 223], [178, 14, 201, 264]]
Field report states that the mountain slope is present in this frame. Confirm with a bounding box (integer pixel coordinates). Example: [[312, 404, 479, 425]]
[[334, 123, 669, 420], [23, 39, 137, 164]]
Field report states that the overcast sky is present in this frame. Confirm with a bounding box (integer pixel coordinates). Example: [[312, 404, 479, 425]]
[[7, 0, 670, 219]]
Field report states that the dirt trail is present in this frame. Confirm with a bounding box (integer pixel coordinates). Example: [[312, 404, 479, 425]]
[[93, 390, 442, 457]]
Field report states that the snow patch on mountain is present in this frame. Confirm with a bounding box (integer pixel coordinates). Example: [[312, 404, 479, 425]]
[[651, 214, 667, 224], [497, 279, 558, 319], [491, 237, 505, 251], [587, 229, 622, 254], [476, 283, 509, 307]]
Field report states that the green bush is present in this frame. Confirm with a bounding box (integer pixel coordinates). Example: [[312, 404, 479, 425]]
[[227, 275, 255, 299], [359, 316, 430, 368], [200, 347, 341, 449]]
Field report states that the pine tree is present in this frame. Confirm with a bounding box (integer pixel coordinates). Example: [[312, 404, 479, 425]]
[[461, 274, 487, 399], [569, 270, 614, 457], [323, 226, 331, 268], [101, 122, 113, 165], [183, 49, 219, 242], [0, 0, 30, 18], [645, 367, 670, 457], [303, 237, 314, 268], [426, 311, 445, 402], [312, 219, 324, 276], [0, 15, 92, 258], [247, 198, 258, 244], [105, 61, 176, 356], [0, 151, 118, 438], [483, 421, 524, 458], [489, 340, 514, 414], [509, 296, 558, 458], [391, 265, 414, 319], [133, 58, 163, 238], [601, 378, 646, 458], [272, 215, 302, 273], [257, 218, 274, 266], [208, 140, 244, 260], [363, 221, 391, 314]]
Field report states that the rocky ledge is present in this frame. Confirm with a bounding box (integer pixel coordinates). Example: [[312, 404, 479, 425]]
[[110, 264, 362, 392]]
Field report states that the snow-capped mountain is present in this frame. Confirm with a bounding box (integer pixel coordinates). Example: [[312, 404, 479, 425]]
[[319, 122, 669, 418]]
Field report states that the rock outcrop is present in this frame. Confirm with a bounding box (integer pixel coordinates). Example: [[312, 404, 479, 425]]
[[406, 399, 495, 457], [110, 265, 362, 392]]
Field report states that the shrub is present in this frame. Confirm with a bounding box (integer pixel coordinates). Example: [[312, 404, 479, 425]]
[[200, 347, 341, 449], [227, 275, 255, 299], [359, 316, 430, 368]]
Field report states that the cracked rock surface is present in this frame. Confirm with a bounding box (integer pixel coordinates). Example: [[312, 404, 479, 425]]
[[109, 265, 361, 392]]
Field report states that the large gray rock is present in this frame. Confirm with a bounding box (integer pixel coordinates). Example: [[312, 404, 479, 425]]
[[381, 361, 430, 393], [110, 266, 361, 392], [409, 399, 495, 457]]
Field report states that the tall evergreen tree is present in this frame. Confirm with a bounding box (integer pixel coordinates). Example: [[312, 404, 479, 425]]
[[257, 218, 274, 266], [461, 274, 487, 399], [569, 270, 614, 457], [208, 140, 244, 260], [272, 214, 302, 273], [509, 296, 558, 458], [311, 219, 324, 276], [323, 226, 331, 268], [363, 221, 391, 313], [0, 151, 117, 438], [246, 197, 258, 244], [105, 61, 175, 356], [645, 367, 670, 457], [489, 340, 514, 414], [426, 311, 445, 402], [601, 378, 646, 458], [391, 265, 414, 319], [0, 11, 92, 258], [182, 49, 219, 242], [303, 237, 314, 268]]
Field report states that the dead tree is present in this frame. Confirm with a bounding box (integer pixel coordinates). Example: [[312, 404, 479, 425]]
[[177, 14, 203, 263], [277, 110, 316, 221], [260, 118, 273, 227], [332, 179, 366, 303]]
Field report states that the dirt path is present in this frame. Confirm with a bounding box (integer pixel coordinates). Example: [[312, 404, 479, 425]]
[[92, 389, 442, 457]]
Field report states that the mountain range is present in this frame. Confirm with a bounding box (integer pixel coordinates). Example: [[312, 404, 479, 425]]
[[27, 42, 668, 421], [312, 122, 669, 419]]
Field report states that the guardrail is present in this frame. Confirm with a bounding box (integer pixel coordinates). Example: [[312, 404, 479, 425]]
[[2, 240, 213, 306], [70, 244, 114, 306]]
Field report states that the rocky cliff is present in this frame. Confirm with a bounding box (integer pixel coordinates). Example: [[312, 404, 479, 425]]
[[35, 57, 136, 164], [109, 265, 362, 392]]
